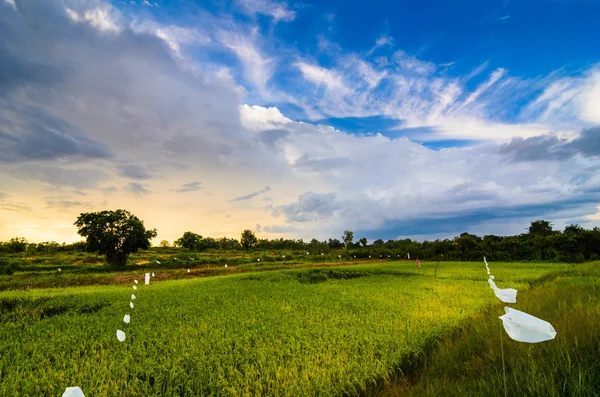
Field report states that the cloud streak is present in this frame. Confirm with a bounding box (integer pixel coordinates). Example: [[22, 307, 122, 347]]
[[232, 186, 272, 201]]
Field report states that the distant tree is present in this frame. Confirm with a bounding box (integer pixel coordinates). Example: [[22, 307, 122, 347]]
[[159, 240, 170, 248], [327, 238, 344, 249], [359, 237, 368, 247], [5, 237, 28, 253], [528, 220, 554, 236], [564, 224, 584, 235], [343, 230, 354, 250], [241, 229, 258, 250], [373, 239, 384, 246], [74, 209, 157, 267], [174, 232, 202, 250]]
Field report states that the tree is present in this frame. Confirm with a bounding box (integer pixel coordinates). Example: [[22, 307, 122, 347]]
[[241, 229, 258, 250], [528, 220, 553, 236], [159, 240, 170, 248], [343, 230, 354, 250], [373, 239, 384, 246], [359, 237, 368, 247], [174, 232, 202, 250], [5, 237, 28, 253], [74, 209, 157, 267]]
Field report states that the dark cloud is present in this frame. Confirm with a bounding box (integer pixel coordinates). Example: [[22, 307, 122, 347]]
[[271, 191, 337, 222], [0, 104, 112, 163], [255, 224, 262, 232], [118, 165, 152, 180], [231, 186, 271, 201], [357, 193, 600, 240], [174, 182, 202, 192], [126, 182, 151, 195], [13, 165, 109, 189], [500, 127, 600, 162]]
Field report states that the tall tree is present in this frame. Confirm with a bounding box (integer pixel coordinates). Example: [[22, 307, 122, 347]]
[[74, 209, 157, 267], [240, 229, 258, 250], [359, 237, 368, 247], [343, 230, 354, 250]]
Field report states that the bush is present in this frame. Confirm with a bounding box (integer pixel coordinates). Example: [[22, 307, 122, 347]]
[[0, 259, 18, 275]]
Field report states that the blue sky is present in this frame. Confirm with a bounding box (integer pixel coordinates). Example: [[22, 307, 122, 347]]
[[0, 0, 599, 243]]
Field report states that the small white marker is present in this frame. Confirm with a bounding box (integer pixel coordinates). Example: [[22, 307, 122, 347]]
[[134, 280, 138, 284], [152, 272, 155, 277], [58, 268, 61, 272], [130, 302, 134, 309], [156, 260, 161, 265], [131, 294, 136, 300], [187, 269, 190, 273], [132, 285, 137, 290], [116, 330, 126, 342], [123, 314, 130, 324], [225, 264, 228, 268]]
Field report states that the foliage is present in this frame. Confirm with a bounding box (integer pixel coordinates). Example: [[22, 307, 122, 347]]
[[174, 232, 202, 250], [159, 240, 170, 248], [241, 229, 258, 250], [74, 209, 157, 267]]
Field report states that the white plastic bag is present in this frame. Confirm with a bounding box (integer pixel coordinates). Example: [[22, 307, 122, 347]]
[[63, 386, 85, 397], [499, 307, 556, 343], [489, 277, 517, 303]]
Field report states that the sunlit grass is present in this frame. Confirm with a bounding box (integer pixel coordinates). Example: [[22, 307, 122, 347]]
[[0, 261, 578, 396]]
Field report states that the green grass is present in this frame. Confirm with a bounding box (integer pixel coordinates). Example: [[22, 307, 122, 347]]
[[376, 262, 600, 396], [0, 260, 594, 396]]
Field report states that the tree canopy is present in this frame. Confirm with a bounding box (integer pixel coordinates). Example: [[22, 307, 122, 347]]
[[241, 229, 258, 250], [74, 209, 157, 267]]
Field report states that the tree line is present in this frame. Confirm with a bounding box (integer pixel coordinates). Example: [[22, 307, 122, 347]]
[[1, 211, 599, 266]]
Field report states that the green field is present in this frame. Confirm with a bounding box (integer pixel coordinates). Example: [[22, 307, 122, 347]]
[[1, 259, 598, 396]]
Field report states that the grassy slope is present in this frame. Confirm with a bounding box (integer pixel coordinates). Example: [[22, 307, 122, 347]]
[[375, 262, 600, 397], [0, 261, 588, 396]]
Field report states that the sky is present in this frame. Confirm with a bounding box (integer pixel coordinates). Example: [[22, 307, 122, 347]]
[[1, 0, 600, 244]]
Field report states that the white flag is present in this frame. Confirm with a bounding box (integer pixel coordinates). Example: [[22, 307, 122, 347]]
[[499, 307, 556, 343], [145, 273, 150, 285], [63, 387, 85, 397]]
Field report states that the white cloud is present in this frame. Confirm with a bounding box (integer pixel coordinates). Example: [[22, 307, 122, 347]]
[[131, 20, 210, 59], [240, 104, 291, 131], [579, 69, 600, 123], [4, 0, 15, 9], [64, 4, 121, 33], [219, 29, 273, 90], [366, 35, 394, 56], [295, 61, 347, 92], [393, 50, 436, 75], [237, 0, 296, 23]]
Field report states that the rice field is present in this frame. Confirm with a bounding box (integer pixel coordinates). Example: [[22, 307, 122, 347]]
[[0, 260, 587, 396]]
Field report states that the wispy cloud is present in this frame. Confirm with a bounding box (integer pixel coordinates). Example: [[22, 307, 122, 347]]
[[174, 182, 202, 192], [232, 186, 272, 201], [125, 182, 151, 196], [237, 0, 296, 23]]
